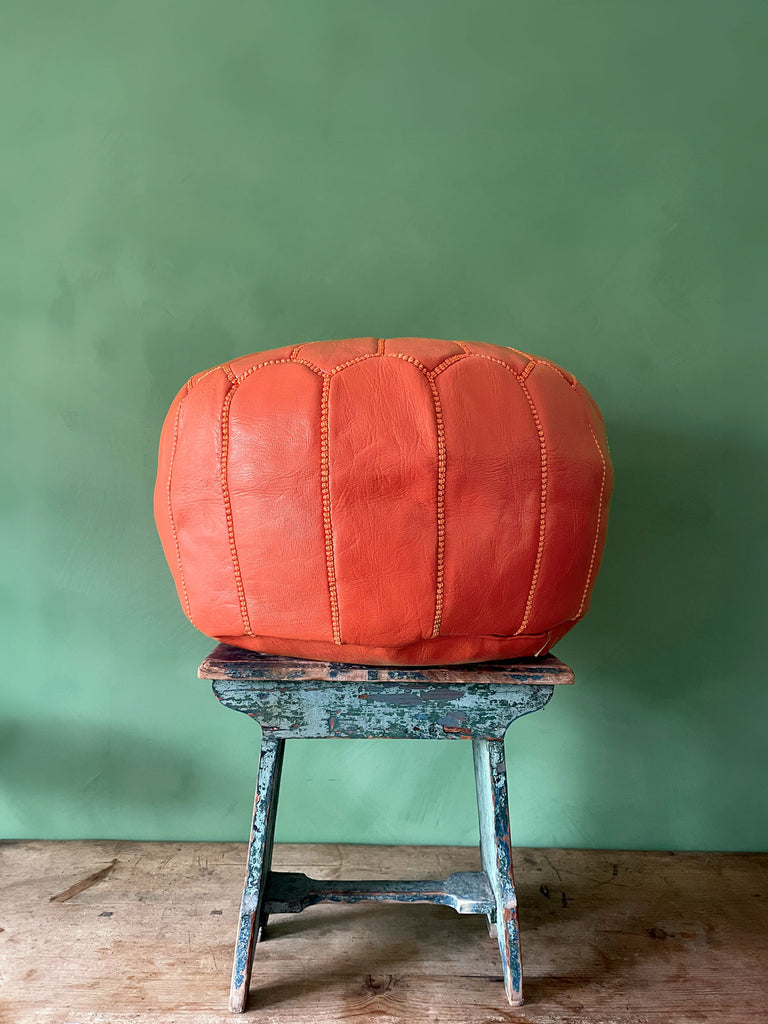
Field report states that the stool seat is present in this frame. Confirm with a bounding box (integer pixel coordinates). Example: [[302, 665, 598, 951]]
[[199, 644, 573, 1012]]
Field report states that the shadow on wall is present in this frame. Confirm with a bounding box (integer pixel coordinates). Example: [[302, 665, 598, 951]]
[[547, 417, 768, 847], [0, 718, 239, 813], [565, 418, 765, 683]]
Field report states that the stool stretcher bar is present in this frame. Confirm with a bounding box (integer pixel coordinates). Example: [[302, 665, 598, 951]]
[[261, 870, 495, 915]]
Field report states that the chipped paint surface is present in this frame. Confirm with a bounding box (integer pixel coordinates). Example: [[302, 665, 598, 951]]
[[263, 870, 495, 915], [473, 738, 523, 1005], [230, 736, 284, 1012], [211, 677, 553, 739], [205, 645, 564, 1012]]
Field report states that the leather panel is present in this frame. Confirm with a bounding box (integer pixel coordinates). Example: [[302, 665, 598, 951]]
[[437, 356, 542, 637], [227, 363, 331, 641], [169, 368, 244, 636], [328, 356, 438, 645]]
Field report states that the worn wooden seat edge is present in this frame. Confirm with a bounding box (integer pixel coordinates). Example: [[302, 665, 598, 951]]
[[198, 642, 575, 685]]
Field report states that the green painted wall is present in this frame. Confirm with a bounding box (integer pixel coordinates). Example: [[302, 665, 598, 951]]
[[2, 1, 766, 850]]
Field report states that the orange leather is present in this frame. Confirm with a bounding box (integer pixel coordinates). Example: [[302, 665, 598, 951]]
[[155, 338, 612, 665]]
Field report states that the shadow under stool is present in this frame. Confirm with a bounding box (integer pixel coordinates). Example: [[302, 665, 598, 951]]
[[198, 644, 574, 1013]]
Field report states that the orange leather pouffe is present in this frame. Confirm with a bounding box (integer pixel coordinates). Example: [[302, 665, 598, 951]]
[[155, 338, 612, 665]]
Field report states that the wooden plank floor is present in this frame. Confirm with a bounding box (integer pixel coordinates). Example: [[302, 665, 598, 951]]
[[1, 842, 766, 1024]]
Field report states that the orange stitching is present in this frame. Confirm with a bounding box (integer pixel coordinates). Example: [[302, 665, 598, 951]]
[[535, 357, 577, 387], [382, 352, 432, 374], [510, 346, 534, 361], [220, 383, 254, 637], [515, 377, 548, 635], [460, 350, 520, 374], [329, 351, 380, 375], [320, 375, 342, 643], [430, 352, 468, 377], [288, 346, 327, 374], [236, 357, 311, 382], [471, 350, 536, 376], [427, 377, 447, 638], [456, 341, 531, 360], [291, 357, 327, 375], [329, 351, 434, 375], [196, 366, 220, 385], [186, 365, 219, 392], [222, 363, 237, 384], [167, 392, 193, 624], [576, 423, 607, 618], [457, 347, 576, 385], [377, 337, 385, 354]]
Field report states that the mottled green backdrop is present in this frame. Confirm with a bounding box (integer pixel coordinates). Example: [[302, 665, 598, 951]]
[[2, 1, 766, 849]]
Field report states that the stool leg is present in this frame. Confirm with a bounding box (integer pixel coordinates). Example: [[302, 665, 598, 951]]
[[229, 735, 285, 1013], [472, 738, 523, 1007]]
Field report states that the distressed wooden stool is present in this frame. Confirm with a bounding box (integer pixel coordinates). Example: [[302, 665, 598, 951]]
[[198, 644, 574, 1013]]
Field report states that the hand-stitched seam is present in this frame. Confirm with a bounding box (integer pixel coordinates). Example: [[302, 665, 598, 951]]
[[320, 375, 342, 644], [291, 356, 327, 375], [536, 358, 577, 387], [186, 365, 219, 392], [236, 357, 321, 382], [510, 345, 534, 361], [515, 377, 548, 635], [222, 362, 237, 384], [430, 352, 469, 376], [458, 347, 574, 385], [459, 349, 530, 376], [377, 337, 386, 354], [291, 345, 303, 360], [456, 341, 534, 362], [220, 383, 254, 637], [519, 360, 536, 381], [426, 376, 447, 638], [167, 391, 194, 625], [329, 351, 435, 376], [328, 352, 379, 375], [214, 625, 559, 646], [576, 423, 607, 618], [383, 352, 432, 374]]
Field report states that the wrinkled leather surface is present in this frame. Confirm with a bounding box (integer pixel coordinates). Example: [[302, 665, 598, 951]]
[[155, 338, 612, 665]]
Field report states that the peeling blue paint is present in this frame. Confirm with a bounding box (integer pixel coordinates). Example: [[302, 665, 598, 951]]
[[200, 644, 567, 1012]]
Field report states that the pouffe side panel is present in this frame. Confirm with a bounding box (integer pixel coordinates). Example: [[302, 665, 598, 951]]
[[168, 369, 245, 636], [521, 365, 613, 633], [328, 357, 439, 647], [437, 357, 542, 638], [226, 363, 333, 642]]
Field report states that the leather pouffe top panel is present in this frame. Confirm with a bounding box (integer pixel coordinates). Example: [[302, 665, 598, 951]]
[[155, 338, 612, 665]]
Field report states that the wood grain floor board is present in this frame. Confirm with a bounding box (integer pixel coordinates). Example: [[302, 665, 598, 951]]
[[1, 841, 766, 1023]]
